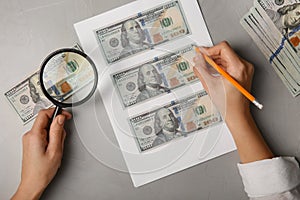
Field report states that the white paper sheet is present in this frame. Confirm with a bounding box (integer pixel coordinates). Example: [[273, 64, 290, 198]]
[[74, 0, 236, 187]]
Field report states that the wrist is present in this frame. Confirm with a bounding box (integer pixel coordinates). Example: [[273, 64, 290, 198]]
[[224, 105, 251, 125], [219, 93, 251, 121], [12, 182, 44, 200]]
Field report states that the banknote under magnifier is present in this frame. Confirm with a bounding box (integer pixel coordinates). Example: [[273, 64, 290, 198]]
[[39, 48, 98, 126]]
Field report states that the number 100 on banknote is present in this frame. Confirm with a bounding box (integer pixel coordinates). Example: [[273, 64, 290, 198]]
[[95, 1, 190, 64]]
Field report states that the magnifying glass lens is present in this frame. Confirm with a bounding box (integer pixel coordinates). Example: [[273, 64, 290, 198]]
[[41, 51, 96, 106]]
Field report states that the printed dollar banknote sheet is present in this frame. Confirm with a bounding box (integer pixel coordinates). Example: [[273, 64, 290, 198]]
[[74, 0, 236, 187]]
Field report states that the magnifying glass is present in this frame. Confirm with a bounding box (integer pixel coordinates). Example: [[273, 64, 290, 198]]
[[39, 48, 98, 129]]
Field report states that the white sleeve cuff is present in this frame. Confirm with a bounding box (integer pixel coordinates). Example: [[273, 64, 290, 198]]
[[237, 157, 300, 198]]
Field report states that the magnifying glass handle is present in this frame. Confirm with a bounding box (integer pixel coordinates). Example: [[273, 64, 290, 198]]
[[47, 106, 63, 141]]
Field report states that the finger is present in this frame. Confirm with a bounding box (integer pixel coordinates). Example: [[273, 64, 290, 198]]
[[196, 47, 223, 75], [61, 130, 67, 153], [31, 108, 72, 133], [31, 108, 56, 133], [193, 54, 215, 93], [205, 41, 238, 63], [193, 53, 215, 83], [47, 115, 66, 155], [204, 41, 232, 56], [213, 58, 226, 67], [61, 110, 72, 120], [204, 43, 222, 57], [205, 41, 244, 75], [193, 66, 209, 93]]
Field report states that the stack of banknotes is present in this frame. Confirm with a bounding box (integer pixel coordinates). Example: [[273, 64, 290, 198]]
[[5, 44, 83, 124], [241, 0, 300, 96]]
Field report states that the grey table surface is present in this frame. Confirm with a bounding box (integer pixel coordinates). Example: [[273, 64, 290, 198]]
[[1, 0, 300, 199]]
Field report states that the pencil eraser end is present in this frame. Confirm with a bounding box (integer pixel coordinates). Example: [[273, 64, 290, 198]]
[[253, 100, 263, 110]]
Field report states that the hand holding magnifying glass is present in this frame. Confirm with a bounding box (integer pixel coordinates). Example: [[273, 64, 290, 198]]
[[39, 48, 98, 137]]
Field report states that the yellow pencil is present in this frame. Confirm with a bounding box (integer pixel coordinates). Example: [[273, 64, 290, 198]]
[[195, 47, 263, 110]]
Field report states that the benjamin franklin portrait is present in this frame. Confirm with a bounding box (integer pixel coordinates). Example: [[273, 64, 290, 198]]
[[152, 107, 182, 147], [136, 64, 168, 103], [120, 19, 150, 57]]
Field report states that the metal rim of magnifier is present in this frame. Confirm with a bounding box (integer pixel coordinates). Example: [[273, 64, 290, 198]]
[[39, 48, 98, 108]]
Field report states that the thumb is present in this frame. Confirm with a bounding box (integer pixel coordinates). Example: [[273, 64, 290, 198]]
[[193, 65, 209, 93], [47, 115, 66, 154], [193, 53, 216, 94]]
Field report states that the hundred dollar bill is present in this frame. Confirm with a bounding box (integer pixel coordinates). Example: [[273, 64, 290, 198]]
[[5, 43, 84, 124], [5, 71, 52, 124], [42, 51, 95, 102], [112, 44, 198, 107], [129, 91, 222, 152], [95, 0, 190, 64], [73, 42, 84, 52]]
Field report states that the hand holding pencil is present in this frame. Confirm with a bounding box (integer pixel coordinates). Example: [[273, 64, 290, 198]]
[[193, 41, 261, 119]]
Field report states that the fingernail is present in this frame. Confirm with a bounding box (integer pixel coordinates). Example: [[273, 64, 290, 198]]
[[58, 115, 65, 125]]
